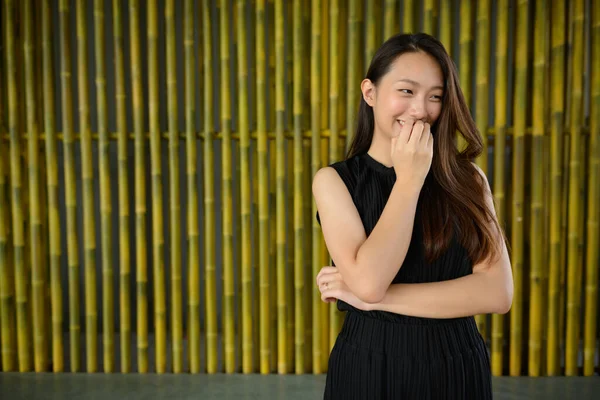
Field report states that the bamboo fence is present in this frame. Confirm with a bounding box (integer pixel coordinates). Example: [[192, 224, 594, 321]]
[[0, 0, 598, 377]]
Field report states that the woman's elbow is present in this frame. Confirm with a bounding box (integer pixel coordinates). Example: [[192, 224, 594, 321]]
[[354, 285, 386, 304], [493, 284, 514, 314]]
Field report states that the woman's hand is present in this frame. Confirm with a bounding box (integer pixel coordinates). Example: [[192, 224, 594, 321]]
[[316, 266, 370, 311]]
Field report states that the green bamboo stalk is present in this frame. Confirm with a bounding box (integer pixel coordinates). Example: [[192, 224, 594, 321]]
[[303, 135, 313, 373], [93, 0, 114, 374], [59, 0, 80, 373], [184, 0, 200, 375], [439, 0, 452, 56], [219, 0, 236, 374], [76, 0, 98, 373], [457, 0, 473, 154], [321, 0, 329, 130], [164, 0, 182, 374], [292, 0, 305, 374], [510, 0, 529, 377], [287, 137, 295, 369], [269, 138, 277, 372], [235, 0, 254, 374], [274, 0, 288, 374], [529, 0, 547, 377], [0, 5, 16, 370], [547, 0, 565, 376], [311, 0, 323, 375], [365, 0, 376, 72], [423, 0, 435, 35], [202, 0, 217, 374], [24, 0, 46, 373], [129, 0, 148, 374], [113, 0, 131, 374], [147, 0, 167, 374], [565, 0, 584, 376], [403, 0, 414, 33], [256, 0, 271, 375], [491, 0, 509, 377], [346, 0, 359, 153], [584, 0, 600, 377], [42, 0, 62, 373], [384, 0, 397, 42], [475, 0, 490, 174]]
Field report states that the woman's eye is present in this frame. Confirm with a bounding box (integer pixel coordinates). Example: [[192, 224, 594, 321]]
[[399, 89, 412, 94], [431, 95, 443, 101]]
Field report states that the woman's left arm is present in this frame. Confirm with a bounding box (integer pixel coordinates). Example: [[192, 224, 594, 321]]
[[366, 163, 513, 318]]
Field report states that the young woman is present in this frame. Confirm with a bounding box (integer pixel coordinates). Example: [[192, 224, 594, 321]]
[[312, 33, 513, 399]]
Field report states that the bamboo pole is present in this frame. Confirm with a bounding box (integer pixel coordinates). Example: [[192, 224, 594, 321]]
[[439, 0, 452, 56], [403, 0, 414, 33], [24, 0, 46, 373], [321, 0, 329, 130], [384, 0, 397, 41], [76, 0, 98, 373], [130, 0, 148, 374], [547, 0, 566, 376], [235, 0, 254, 374], [94, 0, 114, 374], [148, 0, 167, 374], [565, 0, 584, 376], [529, 0, 547, 377], [292, 0, 305, 374], [202, 0, 217, 374], [311, 0, 323, 375], [274, 0, 288, 374], [491, 0, 509, 376], [346, 0, 359, 153], [184, 0, 200, 375], [0, 0, 17, 371], [510, 0, 529, 377], [458, 0, 473, 153], [113, 0, 131, 374], [59, 0, 79, 373], [164, 0, 183, 374], [475, 0, 490, 174], [365, 0, 376, 72], [423, 0, 435, 35], [584, 0, 600, 377], [256, 0, 271, 375], [219, 0, 236, 374]]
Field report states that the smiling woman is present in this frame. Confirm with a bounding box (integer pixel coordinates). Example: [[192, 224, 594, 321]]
[[312, 33, 513, 400]]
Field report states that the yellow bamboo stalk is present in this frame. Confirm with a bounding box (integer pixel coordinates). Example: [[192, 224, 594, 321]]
[[184, 0, 200, 375], [219, 0, 236, 374], [147, 0, 167, 374], [130, 0, 148, 374], [303, 135, 313, 373], [458, 0, 473, 153], [403, 0, 414, 33], [383, 0, 397, 42], [423, 0, 435, 35], [321, 0, 329, 130], [0, 3, 17, 371], [76, 0, 98, 373], [491, 0, 509, 376], [235, 0, 254, 374], [256, 0, 271, 375], [365, 0, 376, 71], [93, 0, 114, 374], [475, 0, 490, 174], [164, 0, 182, 374], [24, 0, 46, 373], [269, 138, 277, 372], [529, 0, 547, 377], [439, 0, 452, 56], [311, 0, 323, 375], [201, 0, 217, 374], [565, 0, 584, 376], [287, 138, 295, 369], [59, 0, 79, 373], [113, 0, 131, 374], [584, 0, 600, 377], [292, 0, 305, 374], [346, 0, 360, 153], [510, 0, 529, 377], [547, 0, 566, 376], [274, 0, 288, 374]]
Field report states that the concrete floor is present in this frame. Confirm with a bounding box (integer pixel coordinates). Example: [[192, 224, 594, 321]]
[[1, 373, 599, 400]]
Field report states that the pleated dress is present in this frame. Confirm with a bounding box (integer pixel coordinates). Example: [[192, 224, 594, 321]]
[[319, 152, 493, 400]]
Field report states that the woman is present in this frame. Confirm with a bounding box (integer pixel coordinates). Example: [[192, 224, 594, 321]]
[[312, 33, 513, 399]]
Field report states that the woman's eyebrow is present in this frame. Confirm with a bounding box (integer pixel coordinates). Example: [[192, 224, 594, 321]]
[[396, 78, 444, 91]]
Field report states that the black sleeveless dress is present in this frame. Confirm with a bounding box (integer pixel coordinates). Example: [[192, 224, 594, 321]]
[[320, 153, 492, 400]]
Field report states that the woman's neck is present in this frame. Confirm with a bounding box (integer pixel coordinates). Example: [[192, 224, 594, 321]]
[[367, 130, 393, 167]]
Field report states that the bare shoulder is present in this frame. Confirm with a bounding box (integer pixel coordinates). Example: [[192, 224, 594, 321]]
[[470, 161, 491, 193], [312, 166, 346, 199]]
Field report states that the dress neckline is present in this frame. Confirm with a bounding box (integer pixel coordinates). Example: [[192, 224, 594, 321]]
[[363, 153, 395, 175]]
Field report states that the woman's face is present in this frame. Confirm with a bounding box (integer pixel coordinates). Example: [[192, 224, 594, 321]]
[[362, 51, 444, 140]]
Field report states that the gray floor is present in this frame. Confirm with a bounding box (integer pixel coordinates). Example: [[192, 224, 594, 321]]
[[1, 373, 600, 400]]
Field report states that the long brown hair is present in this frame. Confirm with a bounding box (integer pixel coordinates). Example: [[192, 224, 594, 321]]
[[347, 33, 504, 265]]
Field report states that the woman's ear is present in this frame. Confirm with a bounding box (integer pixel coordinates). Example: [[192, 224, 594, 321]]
[[361, 79, 376, 107]]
